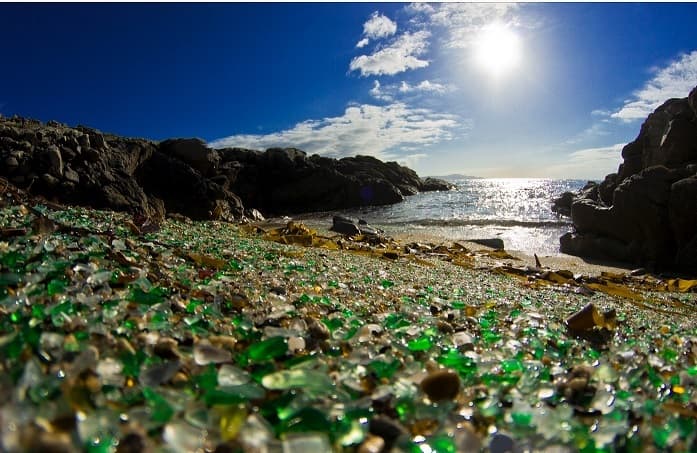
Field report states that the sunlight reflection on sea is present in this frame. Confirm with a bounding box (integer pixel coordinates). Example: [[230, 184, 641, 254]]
[[292, 178, 587, 256]]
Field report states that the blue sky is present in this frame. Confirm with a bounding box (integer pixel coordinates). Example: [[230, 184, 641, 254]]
[[1, 3, 696, 179]]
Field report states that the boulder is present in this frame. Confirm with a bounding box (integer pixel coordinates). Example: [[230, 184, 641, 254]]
[[218, 149, 427, 215], [420, 177, 455, 192], [562, 84, 697, 273], [330, 216, 361, 236], [46, 145, 63, 177], [160, 138, 220, 176], [470, 238, 505, 249], [551, 191, 574, 217], [135, 150, 244, 220], [669, 176, 697, 247]]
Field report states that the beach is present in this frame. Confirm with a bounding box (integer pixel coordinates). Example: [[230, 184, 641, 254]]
[[2, 194, 696, 452]]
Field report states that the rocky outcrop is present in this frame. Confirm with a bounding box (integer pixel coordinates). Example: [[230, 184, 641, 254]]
[[559, 85, 697, 273], [214, 147, 454, 215], [0, 115, 452, 221]]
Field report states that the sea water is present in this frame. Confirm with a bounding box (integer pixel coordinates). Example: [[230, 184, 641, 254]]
[[291, 178, 587, 256]]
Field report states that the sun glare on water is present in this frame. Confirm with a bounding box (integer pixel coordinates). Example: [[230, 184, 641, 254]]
[[473, 23, 522, 77]]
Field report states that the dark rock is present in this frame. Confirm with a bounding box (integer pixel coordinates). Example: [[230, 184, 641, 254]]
[[4, 156, 18, 169], [0, 115, 456, 225], [63, 165, 80, 184], [551, 191, 574, 217], [116, 432, 147, 453], [160, 138, 219, 176], [77, 133, 90, 148], [470, 238, 505, 249], [489, 433, 516, 453], [90, 132, 107, 150], [420, 369, 461, 401], [218, 148, 441, 215], [82, 147, 100, 163], [41, 173, 59, 188], [670, 176, 697, 247], [598, 173, 618, 205], [244, 208, 265, 221], [46, 145, 63, 176], [330, 216, 361, 236], [135, 150, 244, 220], [420, 176, 455, 191], [368, 415, 408, 449], [562, 84, 697, 273], [330, 215, 384, 237]]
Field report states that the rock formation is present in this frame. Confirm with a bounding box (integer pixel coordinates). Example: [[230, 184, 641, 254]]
[[217, 148, 453, 215], [557, 85, 697, 273], [0, 116, 453, 221]]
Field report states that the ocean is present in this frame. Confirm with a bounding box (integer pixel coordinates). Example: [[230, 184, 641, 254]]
[[290, 178, 588, 256]]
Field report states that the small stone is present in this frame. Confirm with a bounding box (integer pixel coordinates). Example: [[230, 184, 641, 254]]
[[420, 369, 461, 401], [140, 360, 181, 387], [218, 364, 251, 386], [306, 317, 330, 340], [171, 372, 189, 387], [287, 336, 305, 353], [209, 335, 238, 350], [437, 320, 454, 333], [229, 292, 250, 310], [116, 432, 146, 453], [368, 416, 408, 449], [193, 341, 232, 365], [452, 331, 474, 348], [117, 338, 136, 355], [489, 433, 515, 453], [358, 434, 385, 453], [154, 337, 180, 360]]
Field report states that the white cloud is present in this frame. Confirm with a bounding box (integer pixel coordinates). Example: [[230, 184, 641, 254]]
[[591, 109, 611, 117], [209, 102, 464, 161], [356, 38, 370, 49], [369, 80, 393, 102], [370, 79, 453, 102], [350, 30, 431, 77], [612, 51, 697, 121], [399, 80, 451, 94], [568, 144, 624, 164], [363, 12, 397, 40], [546, 143, 624, 179], [408, 3, 519, 49], [398, 153, 428, 169], [563, 122, 611, 146]]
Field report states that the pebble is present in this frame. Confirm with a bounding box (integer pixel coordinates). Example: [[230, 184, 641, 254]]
[[306, 316, 330, 340], [489, 433, 516, 453], [287, 336, 306, 353], [368, 415, 408, 448], [154, 337, 180, 360], [139, 360, 181, 387], [193, 341, 233, 365], [420, 369, 461, 401], [357, 434, 385, 453], [116, 432, 147, 453]]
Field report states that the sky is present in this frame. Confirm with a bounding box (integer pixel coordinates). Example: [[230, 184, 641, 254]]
[[1, 2, 697, 179]]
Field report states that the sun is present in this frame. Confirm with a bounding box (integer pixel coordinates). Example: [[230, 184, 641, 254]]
[[473, 23, 522, 77]]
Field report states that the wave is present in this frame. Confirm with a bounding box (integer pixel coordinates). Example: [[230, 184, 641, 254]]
[[384, 218, 572, 228]]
